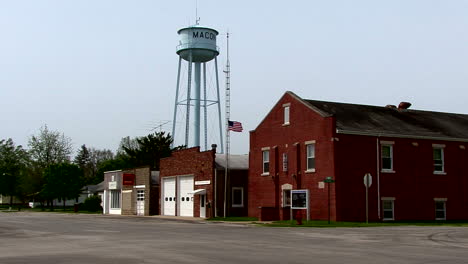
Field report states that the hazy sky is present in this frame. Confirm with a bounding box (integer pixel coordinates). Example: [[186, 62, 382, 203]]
[[1, 0, 467, 155]]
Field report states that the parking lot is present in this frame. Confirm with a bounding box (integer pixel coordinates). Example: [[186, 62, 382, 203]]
[[1, 212, 468, 263]]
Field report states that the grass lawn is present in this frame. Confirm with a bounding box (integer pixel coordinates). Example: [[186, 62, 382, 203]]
[[207, 216, 258, 221], [259, 220, 468, 227], [0, 206, 102, 214]]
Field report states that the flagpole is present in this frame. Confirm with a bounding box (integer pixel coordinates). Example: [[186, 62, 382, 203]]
[[223, 32, 230, 218]]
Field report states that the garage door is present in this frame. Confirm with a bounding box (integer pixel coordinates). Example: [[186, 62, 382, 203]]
[[162, 177, 176, 216], [178, 175, 194, 217]]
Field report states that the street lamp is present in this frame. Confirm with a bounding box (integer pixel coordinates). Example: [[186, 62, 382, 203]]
[[324, 176, 335, 224]]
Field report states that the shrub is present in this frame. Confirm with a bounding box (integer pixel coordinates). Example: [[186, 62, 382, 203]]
[[83, 195, 102, 212]]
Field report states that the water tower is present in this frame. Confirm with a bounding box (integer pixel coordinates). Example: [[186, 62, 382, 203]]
[[171, 24, 224, 152]]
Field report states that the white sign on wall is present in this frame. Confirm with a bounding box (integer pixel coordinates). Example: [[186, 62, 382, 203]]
[[195, 180, 211, 186], [109, 181, 117, 190]]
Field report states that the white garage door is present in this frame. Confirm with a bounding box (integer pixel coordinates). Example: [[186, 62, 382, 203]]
[[178, 175, 194, 217], [162, 177, 176, 216]]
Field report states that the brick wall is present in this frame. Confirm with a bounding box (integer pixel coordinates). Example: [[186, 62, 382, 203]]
[[160, 147, 215, 217], [336, 134, 468, 221], [248, 92, 337, 221], [250, 92, 468, 222]]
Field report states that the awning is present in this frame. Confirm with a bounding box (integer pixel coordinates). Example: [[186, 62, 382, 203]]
[[188, 189, 206, 195]]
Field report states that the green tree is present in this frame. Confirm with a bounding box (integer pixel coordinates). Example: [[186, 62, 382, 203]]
[[28, 125, 73, 207], [41, 163, 83, 210], [29, 125, 73, 169], [0, 139, 29, 206], [122, 132, 184, 170], [75, 145, 114, 184]]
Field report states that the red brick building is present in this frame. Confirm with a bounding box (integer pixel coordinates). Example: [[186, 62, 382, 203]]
[[249, 91, 468, 221], [160, 146, 248, 218]]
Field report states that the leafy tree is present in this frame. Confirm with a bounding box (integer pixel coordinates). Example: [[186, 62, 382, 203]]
[[75, 145, 114, 184], [41, 163, 83, 210], [122, 132, 184, 170], [95, 156, 133, 183], [0, 139, 29, 206], [29, 125, 73, 169], [28, 125, 73, 206]]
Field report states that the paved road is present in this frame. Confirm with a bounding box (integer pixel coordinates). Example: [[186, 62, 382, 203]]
[[1, 212, 468, 263]]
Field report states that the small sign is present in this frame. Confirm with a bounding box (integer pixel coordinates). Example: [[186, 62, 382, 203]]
[[291, 189, 309, 209], [195, 180, 211, 186], [123, 174, 135, 186], [109, 181, 117, 190], [318, 182, 325, 189], [363, 173, 372, 188]]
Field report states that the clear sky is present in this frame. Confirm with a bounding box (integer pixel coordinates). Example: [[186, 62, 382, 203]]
[[1, 0, 467, 155]]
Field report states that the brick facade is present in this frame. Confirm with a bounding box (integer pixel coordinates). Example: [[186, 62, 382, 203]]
[[160, 147, 248, 218], [249, 91, 468, 221], [249, 92, 337, 221]]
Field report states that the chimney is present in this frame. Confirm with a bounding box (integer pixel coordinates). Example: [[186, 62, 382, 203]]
[[211, 144, 217, 152], [398, 102, 412, 110]]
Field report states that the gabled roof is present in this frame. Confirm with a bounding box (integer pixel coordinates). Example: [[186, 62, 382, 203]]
[[299, 97, 468, 141], [215, 154, 249, 170]]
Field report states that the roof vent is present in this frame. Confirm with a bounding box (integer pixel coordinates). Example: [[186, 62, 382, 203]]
[[398, 102, 411, 110], [385, 105, 397, 109]]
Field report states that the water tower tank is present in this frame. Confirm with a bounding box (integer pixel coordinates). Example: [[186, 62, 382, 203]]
[[176, 25, 219, 62]]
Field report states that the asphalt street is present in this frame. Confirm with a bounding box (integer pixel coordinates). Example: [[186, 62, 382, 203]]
[[1, 212, 468, 264]]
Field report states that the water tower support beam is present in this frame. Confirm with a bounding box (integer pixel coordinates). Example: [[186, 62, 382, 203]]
[[203, 62, 208, 151], [185, 53, 193, 147], [214, 57, 224, 154], [194, 62, 201, 147], [171, 57, 182, 148]]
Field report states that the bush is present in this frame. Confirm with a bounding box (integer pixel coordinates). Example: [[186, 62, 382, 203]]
[[83, 195, 102, 212]]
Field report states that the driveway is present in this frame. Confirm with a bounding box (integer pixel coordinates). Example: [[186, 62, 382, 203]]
[[0, 212, 467, 263]]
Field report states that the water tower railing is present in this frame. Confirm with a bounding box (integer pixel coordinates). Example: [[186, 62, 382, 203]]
[[176, 44, 219, 53]]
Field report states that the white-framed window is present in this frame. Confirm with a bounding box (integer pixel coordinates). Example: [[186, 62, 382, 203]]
[[282, 189, 291, 207], [435, 199, 446, 220], [381, 144, 393, 171], [283, 105, 290, 125], [282, 153, 288, 172], [262, 150, 270, 174], [137, 190, 145, 201], [306, 143, 315, 171], [382, 198, 395, 220], [433, 146, 445, 173], [232, 187, 244, 207], [110, 190, 121, 209]]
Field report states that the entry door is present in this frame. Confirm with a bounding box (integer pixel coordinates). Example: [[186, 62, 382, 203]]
[[200, 194, 206, 218], [178, 176, 194, 217], [162, 177, 176, 216], [136, 189, 145, 216]]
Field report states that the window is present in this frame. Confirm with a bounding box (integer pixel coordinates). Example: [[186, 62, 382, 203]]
[[110, 190, 120, 209], [262, 150, 270, 174], [232, 187, 243, 207], [435, 200, 446, 220], [382, 199, 394, 220], [284, 106, 290, 125], [433, 147, 444, 173], [381, 145, 393, 171], [283, 189, 291, 207], [282, 153, 288, 172], [137, 190, 145, 201], [306, 143, 315, 171]]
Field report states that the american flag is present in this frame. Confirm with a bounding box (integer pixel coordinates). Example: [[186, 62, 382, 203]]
[[228, 120, 243, 132]]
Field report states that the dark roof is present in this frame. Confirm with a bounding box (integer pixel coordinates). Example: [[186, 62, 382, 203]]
[[302, 98, 468, 141]]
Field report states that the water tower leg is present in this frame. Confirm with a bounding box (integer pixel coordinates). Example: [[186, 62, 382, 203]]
[[203, 62, 208, 151], [214, 57, 224, 154], [185, 53, 193, 147], [194, 62, 201, 148], [171, 57, 182, 148]]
